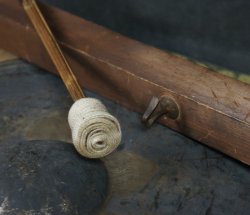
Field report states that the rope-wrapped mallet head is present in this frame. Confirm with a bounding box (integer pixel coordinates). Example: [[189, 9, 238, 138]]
[[68, 98, 121, 158], [23, 0, 122, 158]]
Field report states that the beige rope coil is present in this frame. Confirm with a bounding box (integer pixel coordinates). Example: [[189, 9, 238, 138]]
[[68, 98, 122, 158]]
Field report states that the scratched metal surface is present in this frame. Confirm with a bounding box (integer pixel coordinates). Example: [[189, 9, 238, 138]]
[[0, 60, 249, 215]]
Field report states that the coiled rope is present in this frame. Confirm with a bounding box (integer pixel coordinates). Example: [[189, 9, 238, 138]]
[[68, 98, 121, 158]]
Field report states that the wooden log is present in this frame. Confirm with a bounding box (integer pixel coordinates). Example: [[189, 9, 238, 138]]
[[0, 0, 250, 164]]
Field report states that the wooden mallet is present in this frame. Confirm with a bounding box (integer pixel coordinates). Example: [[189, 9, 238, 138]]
[[22, 0, 122, 158]]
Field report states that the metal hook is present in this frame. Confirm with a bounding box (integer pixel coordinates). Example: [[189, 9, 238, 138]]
[[142, 95, 180, 127]]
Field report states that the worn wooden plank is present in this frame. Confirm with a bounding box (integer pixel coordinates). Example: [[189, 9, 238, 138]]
[[0, 49, 17, 63], [0, 0, 249, 164]]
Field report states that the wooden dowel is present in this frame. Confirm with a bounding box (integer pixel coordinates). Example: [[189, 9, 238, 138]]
[[22, 0, 85, 101]]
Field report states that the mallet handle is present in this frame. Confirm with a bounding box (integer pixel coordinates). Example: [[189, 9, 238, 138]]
[[23, 0, 85, 101]]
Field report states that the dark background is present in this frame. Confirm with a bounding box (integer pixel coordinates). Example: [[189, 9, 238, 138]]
[[41, 0, 250, 75]]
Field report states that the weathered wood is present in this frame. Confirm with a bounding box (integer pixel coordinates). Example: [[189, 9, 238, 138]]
[[0, 50, 17, 63], [0, 0, 250, 164]]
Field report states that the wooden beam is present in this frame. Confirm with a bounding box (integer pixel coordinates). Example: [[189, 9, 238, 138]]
[[0, 49, 17, 63], [0, 0, 250, 164]]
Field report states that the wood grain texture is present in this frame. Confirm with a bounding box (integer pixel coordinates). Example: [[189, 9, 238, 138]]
[[0, 50, 17, 63], [23, 0, 84, 101], [0, 0, 249, 164]]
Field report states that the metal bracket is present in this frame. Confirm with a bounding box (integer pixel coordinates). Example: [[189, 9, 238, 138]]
[[142, 95, 180, 127]]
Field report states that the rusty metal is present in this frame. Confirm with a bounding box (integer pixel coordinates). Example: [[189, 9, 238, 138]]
[[142, 95, 180, 127]]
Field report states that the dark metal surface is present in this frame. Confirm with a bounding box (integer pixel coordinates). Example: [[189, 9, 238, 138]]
[[0, 60, 250, 215], [0, 140, 107, 215]]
